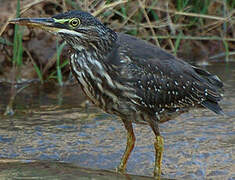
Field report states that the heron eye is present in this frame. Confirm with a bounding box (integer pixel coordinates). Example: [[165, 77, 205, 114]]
[[70, 18, 80, 27]]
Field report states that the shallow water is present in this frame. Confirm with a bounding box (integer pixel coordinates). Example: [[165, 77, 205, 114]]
[[0, 63, 234, 180]]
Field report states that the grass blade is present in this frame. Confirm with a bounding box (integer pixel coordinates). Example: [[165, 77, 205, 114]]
[[56, 40, 66, 86]]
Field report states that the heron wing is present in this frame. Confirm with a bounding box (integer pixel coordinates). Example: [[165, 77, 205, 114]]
[[116, 33, 223, 115]]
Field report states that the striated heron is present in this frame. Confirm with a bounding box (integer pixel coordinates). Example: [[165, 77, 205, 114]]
[[9, 10, 223, 178]]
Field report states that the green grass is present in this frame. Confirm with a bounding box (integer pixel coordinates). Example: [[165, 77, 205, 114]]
[[56, 40, 67, 86], [32, 61, 44, 84], [223, 39, 229, 62], [47, 40, 68, 83], [12, 0, 23, 68], [30, 40, 68, 85], [10, 1, 68, 84], [47, 59, 69, 81], [173, 31, 183, 56], [12, 0, 44, 83], [4, 0, 22, 116]]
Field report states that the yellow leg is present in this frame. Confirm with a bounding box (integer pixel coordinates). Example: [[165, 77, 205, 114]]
[[116, 120, 135, 173], [153, 135, 164, 179], [148, 120, 164, 179]]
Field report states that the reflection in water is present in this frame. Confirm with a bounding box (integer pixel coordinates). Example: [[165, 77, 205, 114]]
[[0, 63, 234, 179]]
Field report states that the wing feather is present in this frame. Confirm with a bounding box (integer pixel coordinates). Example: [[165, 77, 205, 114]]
[[115, 33, 223, 114]]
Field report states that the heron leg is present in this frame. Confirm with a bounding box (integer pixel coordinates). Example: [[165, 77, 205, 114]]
[[149, 121, 164, 178], [116, 119, 136, 173]]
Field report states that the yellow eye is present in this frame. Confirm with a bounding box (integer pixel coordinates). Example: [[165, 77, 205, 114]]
[[69, 18, 80, 27]]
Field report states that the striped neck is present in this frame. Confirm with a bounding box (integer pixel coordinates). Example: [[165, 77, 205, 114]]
[[60, 26, 117, 59]]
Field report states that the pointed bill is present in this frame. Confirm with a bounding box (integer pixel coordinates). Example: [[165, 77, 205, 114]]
[[9, 18, 60, 34]]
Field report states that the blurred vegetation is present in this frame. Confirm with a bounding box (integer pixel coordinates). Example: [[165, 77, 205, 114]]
[[0, 0, 234, 85]]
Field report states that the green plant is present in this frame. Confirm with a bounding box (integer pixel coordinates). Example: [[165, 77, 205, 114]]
[[56, 40, 67, 86], [12, 0, 23, 68]]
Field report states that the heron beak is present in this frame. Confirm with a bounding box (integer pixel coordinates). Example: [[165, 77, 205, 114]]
[[9, 18, 60, 34]]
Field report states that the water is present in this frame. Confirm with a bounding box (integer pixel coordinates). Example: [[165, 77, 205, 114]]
[[0, 63, 234, 179]]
